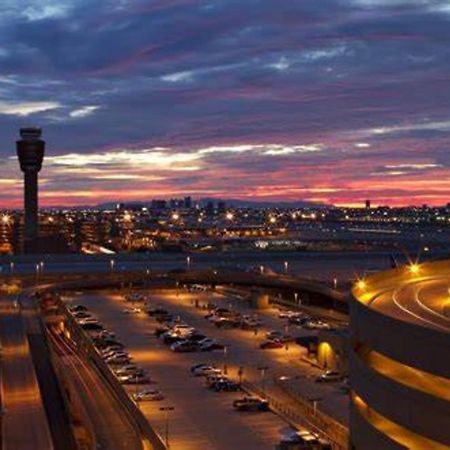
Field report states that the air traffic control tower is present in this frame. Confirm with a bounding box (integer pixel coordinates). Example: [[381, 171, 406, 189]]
[[16, 127, 45, 251]]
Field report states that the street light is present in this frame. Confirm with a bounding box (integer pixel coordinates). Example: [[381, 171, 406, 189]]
[[284, 261, 288, 274], [333, 277, 338, 290], [9, 262, 14, 274], [257, 365, 269, 397], [409, 262, 420, 275], [186, 256, 191, 270], [294, 292, 299, 305], [223, 346, 228, 374], [110, 259, 115, 274]]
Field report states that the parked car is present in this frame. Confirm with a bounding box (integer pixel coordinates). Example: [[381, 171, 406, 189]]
[[80, 322, 104, 331], [113, 364, 139, 374], [170, 341, 198, 352], [133, 389, 164, 402], [69, 304, 88, 312], [199, 339, 226, 352], [315, 370, 344, 383], [303, 320, 331, 330], [192, 365, 221, 377], [233, 397, 269, 411], [121, 374, 151, 385], [106, 355, 131, 365], [260, 339, 284, 349], [190, 363, 208, 373], [210, 379, 240, 392], [72, 311, 93, 319]]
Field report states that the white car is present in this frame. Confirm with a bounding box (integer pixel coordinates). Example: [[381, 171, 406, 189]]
[[192, 366, 221, 377], [133, 389, 164, 402], [113, 364, 139, 375]]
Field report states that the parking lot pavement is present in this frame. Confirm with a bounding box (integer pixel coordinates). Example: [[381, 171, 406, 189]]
[[144, 289, 349, 424], [75, 291, 290, 450]]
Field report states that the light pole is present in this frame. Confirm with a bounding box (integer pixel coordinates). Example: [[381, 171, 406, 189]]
[[159, 406, 174, 448], [223, 346, 228, 374], [284, 261, 288, 274], [39, 261, 44, 275], [333, 277, 338, 290], [294, 292, 299, 305], [9, 262, 14, 275], [257, 365, 269, 397], [110, 259, 115, 274], [35, 263, 40, 283], [186, 256, 191, 270]]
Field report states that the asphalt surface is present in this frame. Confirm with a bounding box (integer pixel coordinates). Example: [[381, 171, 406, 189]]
[[0, 297, 54, 450], [370, 277, 450, 333], [69, 288, 349, 449]]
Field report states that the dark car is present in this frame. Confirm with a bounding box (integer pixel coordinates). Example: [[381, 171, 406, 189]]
[[233, 397, 269, 411], [210, 379, 240, 392], [171, 341, 198, 352], [69, 304, 88, 312], [260, 339, 283, 349], [80, 322, 104, 331]]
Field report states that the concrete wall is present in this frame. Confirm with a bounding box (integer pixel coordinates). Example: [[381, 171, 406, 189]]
[[349, 265, 450, 449]]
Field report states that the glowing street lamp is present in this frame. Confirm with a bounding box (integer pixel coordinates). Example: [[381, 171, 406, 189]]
[[284, 261, 289, 274], [9, 262, 14, 274], [226, 212, 234, 221], [269, 216, 276, 224], [110, 259, 115, 273], [356, 279, 366, 290], [409, 263, 420, 275], [1, 214, 11, 225], [333, 278, 338, 289], [171, 212, 179, 221]]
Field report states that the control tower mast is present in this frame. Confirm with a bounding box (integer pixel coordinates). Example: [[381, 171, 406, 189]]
[[16, 127, 45, 247]]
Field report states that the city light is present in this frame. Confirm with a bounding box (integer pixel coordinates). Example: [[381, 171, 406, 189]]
[[1, 214, 11, 225], [226, 212, 234, 221], [171, 213, 179, 221]]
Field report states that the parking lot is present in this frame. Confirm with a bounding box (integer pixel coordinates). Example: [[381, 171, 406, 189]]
[[68, 287, 348, 449]]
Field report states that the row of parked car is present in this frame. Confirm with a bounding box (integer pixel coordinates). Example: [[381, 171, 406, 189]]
[[278, 309, 331, 330], [190, 363, 241, 392], [147, 307, 227, 353], [204, 304, 263, 330], [68, 303, 165, 402]]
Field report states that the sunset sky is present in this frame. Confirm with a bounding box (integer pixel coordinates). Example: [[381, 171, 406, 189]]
[[0, 0, 449, 207]]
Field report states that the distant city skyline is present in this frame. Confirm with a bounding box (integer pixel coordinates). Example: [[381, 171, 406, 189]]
[[1, 1, 449, 207]]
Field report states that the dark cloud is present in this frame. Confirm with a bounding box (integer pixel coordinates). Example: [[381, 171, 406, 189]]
[[0, 0, 449, 206]]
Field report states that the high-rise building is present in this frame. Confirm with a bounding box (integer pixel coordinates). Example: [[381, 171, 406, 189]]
[[16, 127, 45, 252]]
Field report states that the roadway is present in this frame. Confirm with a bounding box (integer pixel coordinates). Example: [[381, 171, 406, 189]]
[[69, 288, 349, 449], [367, 274, 450, 334], [1, 250, 397, 282], [0, 297, 54, 450]]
